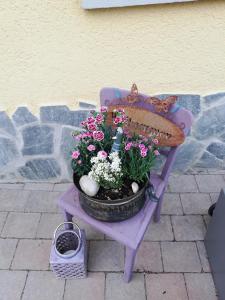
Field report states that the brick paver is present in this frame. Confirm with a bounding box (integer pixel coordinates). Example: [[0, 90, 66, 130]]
[[171, 215, 206, 241], [135, 242, 163, 272], [0, 238, 17, 269], [0, 174, 220, 299], [0, 212, 8, 232], [185, 273, 217, 300], [195, 175, 225, 192], [161, 242, 201, 272], [88, 241, 124, 271], [168, 175, 198, 193], [146, 273, 188, 300], [12, 239, 51, 270], [24, 182, 54, 191], [0, 270, 27, 300], [0, 190, 29, 211], [22, 271, 65, 300], [64, 272, 105, 300], [106, 273, 145, 300], [161, 193, 183, 215], [2, 212, 40, 238], [180, 193, 212, 214], [144, 216, 174, 241], [24, 190, 60, 212], [196, 241, 211, 272]]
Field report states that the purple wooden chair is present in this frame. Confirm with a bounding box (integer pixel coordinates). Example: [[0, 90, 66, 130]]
[[58, 87, 193, 282]]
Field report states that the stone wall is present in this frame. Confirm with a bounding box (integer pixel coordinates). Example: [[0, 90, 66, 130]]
[[0, 93, 225, 182]]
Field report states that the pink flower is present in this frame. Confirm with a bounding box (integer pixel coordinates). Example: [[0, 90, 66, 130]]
[[100, 106, 107, 113], [138, 144, 146, 150], [148, 145, 152, 150], [98, 150, 108, 159], [87, 116, 95, 124], [152, 138, 159, 144], [114, 117, 122, 125], [125, 142, 132, 151], [77, 160, 82, 165], [87, 144, 96, 151], [96, 114, 104, 124], [87, 123, 97, 131], [140, 149, 148, 158], [75, 134, 81, 141], [154, 150, 160, 156], [86, 132, 93, 138], [72, 150, 80, 159], [80, 121, 87, 127], [93, 131, 104, 141]]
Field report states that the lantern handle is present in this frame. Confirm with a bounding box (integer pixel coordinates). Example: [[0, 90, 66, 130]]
[[53, 222, 81, 243]]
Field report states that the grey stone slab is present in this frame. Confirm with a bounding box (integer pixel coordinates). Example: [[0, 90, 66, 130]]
[[144, 216, 174, 241], [146, 274, 188, 300], [22, 125, 54, 155], [25, 191, 60, 212], [0, 238, 17, 268], [161, 242, 201, 272], [12, 239, 51, 270], [106, 273, 145, 300], [204, 92, 225, 106], [172, 215, 206, 241], [0, 270, 27, 300], [161, 193, 183, 215], [0, 111, 16, 135], [180, 193, 212, 214], [12, 107, 38, 126], [173, 139, 204, 172], [53, 183, 73, 192], [156, 94, 201, 116], [0, 137, 19, 168], [19, 158, 61, 180], [69, 110, 89, 127], [23, 271, 65, 300], [2, 212, 40, 238], [64, 272, 104, 300], [24, 182, 54, 191], [40, 105, 89, 127], [0, 190, 30, 211], [196, 241, 211, 272], [185, 273, 217, 300], [40, 105, 71, 124], [36, 213, 63, 238], [194, 104, 225, 140], [79, 101, 96, 109], [88, 241, 124, 271], [135, 242, 163, 272], [0, 212, 7, 232], [203, 215, 211, 228], [195, 175, 225, 192], [195, 151, 224, 169], [207, 142, 225, 160], [168, 175, 198, 193]]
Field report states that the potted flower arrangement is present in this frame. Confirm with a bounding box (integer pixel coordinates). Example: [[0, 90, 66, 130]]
[[71, 106, 160, 222]]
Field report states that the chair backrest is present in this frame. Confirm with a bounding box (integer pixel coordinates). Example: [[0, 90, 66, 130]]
[[100, 87, 194, 182]]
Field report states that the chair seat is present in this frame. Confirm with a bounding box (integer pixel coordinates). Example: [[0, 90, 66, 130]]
[[58, 174, 165, 249]]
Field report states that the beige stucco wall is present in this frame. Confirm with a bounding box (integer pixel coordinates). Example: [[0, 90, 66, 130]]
[[0, 0, 225, 114]]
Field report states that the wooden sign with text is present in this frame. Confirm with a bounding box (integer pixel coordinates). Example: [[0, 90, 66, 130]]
[[106, 105, 185, 147]]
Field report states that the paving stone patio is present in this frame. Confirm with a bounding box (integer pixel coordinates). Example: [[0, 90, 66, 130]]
[[0, 173, 224, 299]]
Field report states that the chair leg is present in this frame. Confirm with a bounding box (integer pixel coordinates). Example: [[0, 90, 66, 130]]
[[124, 247, 137, 283], [62, 210, 73, 229]]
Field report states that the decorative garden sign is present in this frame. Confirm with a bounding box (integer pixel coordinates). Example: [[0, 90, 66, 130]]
[[106, 84, 185, 147]]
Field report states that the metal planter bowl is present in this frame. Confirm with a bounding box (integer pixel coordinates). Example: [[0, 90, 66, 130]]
[[73, 174, 147, 222]]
